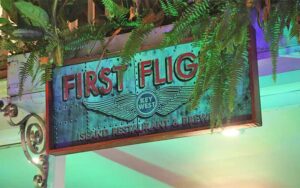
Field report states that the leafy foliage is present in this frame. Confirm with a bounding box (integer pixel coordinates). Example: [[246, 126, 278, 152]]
[[40, 63, 53, 85], [121, 23, 154, 65], [18, 52, 38, 96], [101, 0, 129, 19], [159, 0, 188, 17], [63, 24, 115, 51], [14, 1, 49, 29], [0, 0, 299, 128], [162, 0, 210, 47], [261, 0, 299, 81]]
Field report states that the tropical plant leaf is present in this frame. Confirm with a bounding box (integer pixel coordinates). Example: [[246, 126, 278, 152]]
[[121, 23, 154, 65], [0, 39, 19, 53], [40, 64, 52, 85], [160, 0, 178, 17], [12, 28, 44, 41], [161, 0, 210, 47], [14, 1, 49, 29], [100, 0, 129, 19]]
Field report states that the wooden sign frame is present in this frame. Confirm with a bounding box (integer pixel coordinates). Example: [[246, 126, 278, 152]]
[[46, 27, 261, 155]]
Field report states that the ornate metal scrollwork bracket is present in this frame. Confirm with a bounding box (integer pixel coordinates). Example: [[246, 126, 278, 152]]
[[0, 100, 48, 188]]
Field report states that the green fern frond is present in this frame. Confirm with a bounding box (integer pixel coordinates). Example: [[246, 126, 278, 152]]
[[161, 0, 210, 47], [264, 14, 283, 81], [18, 52, 39, 95], [210, 69, 225, 129], [262, 1, 295, 81], [190, 20, 219, 109], [64, 34, 94, 51], [40, 64, 52, 85], [160, 0, 182, 17], [0, 39, 19, 53], [18, 60, 30, 96], [100, 0, 129, 19], [121, 23, 154, 65], [190, 9, 249, 127], [64, 24, 113, 51], [27, 52, 38, 77], [160, 0, 169, 15], [18, 66, 27, 96], [226, 31, 248, 113], [289, 19, 299, 39]]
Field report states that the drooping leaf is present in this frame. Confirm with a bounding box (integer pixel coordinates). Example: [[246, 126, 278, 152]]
[[18, 52, 38, 96], [121, 23, 154, 65], [14, 1, 49, 29], [12, 28, 44, 41]]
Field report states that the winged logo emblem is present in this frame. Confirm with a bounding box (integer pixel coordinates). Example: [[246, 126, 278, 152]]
[[82, 86, 194, 121]]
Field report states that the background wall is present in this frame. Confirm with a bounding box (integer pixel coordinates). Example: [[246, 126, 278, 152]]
[[1, 24, 300, 188], [1, 69, 300, 188]]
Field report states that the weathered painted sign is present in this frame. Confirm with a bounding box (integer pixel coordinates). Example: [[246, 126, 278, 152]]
[[47, 38, 261, 155]]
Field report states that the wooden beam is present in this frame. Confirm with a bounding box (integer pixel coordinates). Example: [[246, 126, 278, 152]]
[[0, 70, 7, 79], [88, 0, 95, 24], [0, 63, 7, 70], [67, 20, 78, 31]]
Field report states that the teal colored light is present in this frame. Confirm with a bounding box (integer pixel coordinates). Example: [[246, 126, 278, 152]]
[[1, 68, 300, 187], [49, 66, 300, 187], [1, 53, 300, 188], [62, 104, 300, 188], [0, 146, 36, 188], [260, 70, 300, 109], [1, 69, 300, 188], [65, 152, 170, 188]]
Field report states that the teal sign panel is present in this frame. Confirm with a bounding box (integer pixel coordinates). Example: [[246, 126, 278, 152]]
[[47, 42, 257, 154]]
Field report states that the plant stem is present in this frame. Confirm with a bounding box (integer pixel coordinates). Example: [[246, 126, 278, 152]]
[[52, 0, 58, 28]]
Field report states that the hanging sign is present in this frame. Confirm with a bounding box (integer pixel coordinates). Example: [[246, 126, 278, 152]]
[[46, 34, 261, 155]]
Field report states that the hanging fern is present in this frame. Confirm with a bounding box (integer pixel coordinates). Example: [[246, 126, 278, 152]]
[[227, 42, 248, 113], [261, 0, 299, 81], [188, 1, 250, 128], [27, 52, 38, 77], [1, 0, 299, 129], [63, 24, 115, 51], [263, 13, 283, 81], [0, 39, 20, 53], [100, 0, 129, 19], [18, 52, 38, 95], [190, 27, 218, 109], [64, 33, 95, 51], [121, 23, 154, 65], [161, 0, 210, 47], [160, 0, 187, 17], [40, 63, 52, 85], [210, 65, 225, 129]]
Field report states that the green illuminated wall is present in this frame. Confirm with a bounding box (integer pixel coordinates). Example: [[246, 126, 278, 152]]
[[1, 70, 300, 188]]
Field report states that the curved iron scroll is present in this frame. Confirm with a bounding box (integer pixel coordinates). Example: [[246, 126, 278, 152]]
[[0, 101, 48, 188]]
